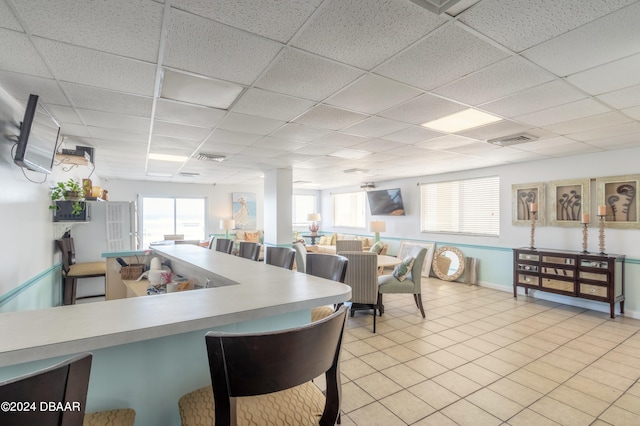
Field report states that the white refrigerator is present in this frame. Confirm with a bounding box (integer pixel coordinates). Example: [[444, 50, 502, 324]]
[[69, 201, 139, 299]]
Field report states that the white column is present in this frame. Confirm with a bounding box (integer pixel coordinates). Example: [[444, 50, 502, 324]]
[[263, 169, 292, 246]]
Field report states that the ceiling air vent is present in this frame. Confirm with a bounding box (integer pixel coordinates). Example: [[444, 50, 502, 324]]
[[180, 172, 200, 177], [487, 133, 538, 147], [360, 182, 375, 190], [196, 153, 226, 162]]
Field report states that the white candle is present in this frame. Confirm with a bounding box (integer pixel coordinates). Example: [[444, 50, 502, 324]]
[[530, 202, 538, 213], [582, 213, 590, 223], [599, 205, 607, 216]]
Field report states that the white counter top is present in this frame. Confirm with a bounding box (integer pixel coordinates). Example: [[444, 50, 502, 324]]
[[0, 245, 351, 368]]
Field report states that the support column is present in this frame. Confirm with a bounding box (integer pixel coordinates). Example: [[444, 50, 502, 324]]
[[263, 169, 292, 247]]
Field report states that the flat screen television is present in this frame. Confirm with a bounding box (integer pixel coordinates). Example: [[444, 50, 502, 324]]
[[367, 188, 406, 216], [14, 94, 60, 174]]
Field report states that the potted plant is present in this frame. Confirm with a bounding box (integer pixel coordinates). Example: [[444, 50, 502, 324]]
[[50, 178, 86, 217]]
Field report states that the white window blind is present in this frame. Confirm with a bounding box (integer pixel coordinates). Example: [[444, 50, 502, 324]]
[[332, 191, 366, 228], [420, 176, 500, 236], [292, 194, 317, 226]]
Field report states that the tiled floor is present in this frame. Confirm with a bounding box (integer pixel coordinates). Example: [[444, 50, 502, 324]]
[[328, 278, 640, 426]]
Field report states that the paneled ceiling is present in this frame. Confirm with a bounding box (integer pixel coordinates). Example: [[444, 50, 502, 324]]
[[1, 0, 640, 188]]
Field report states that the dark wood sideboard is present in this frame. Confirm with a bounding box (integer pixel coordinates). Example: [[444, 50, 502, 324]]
[[513, 248, 625, 318]]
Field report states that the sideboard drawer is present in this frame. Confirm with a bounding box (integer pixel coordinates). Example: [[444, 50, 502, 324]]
[[541, 278, 574, 292], [579, 283, 608, 299], [579, 271, 608, 282], [518, 264, 538, 273], [542, 255, 576, 266], [541, 266, 575, 277], [518, 274, 539, 286]]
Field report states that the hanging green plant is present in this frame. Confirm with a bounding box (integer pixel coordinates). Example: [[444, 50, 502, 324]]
[[50, 178, 85, 215]]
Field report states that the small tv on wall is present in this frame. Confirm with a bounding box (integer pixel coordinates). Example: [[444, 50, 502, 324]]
[[367, 188, 406, 216], [14, 94, 60, 174]]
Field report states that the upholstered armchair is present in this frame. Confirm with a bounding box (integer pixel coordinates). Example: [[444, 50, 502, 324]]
[[377, 247, 428, 318]]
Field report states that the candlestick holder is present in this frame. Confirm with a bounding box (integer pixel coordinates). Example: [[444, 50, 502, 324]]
[[529, 211, 537, 249], [581, 222, 589, 253], [598, 214, 606, 254]]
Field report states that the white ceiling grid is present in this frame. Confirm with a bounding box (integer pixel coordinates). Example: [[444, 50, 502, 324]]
[[0, 0, 639, 188]]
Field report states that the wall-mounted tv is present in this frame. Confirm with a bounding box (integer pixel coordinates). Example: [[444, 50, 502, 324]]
[[367, 188, 405, 216], [14, 94, 60, 174]]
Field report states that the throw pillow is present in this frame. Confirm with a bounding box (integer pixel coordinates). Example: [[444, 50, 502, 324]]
[[392, 255, 415, 282], [318, 236, 329, 245], [245, 231, 259, 242], [330, 233, 338, 245], [235, 231, 245, 240], [369, 241, 385, 254]]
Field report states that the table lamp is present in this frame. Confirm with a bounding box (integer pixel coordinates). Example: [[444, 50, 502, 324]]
[[370, 220, 386, 242], [307, 213, 321, 236], [220, 218, 235, 239]]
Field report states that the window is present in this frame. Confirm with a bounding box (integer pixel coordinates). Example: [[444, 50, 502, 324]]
[[292, 194, 317, 226], [142, 197, 206, 247], [420, 176, 499, 236], [332, 191, 366, 228]]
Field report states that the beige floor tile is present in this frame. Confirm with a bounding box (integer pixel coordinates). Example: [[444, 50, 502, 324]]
[[587, 329, 629, 344], [575, 333, 620, 351], [453, 323, 489, 337], [538, 352, 587, 373], [421, 333, 458, 349], [604, 350, 640, 371], [464, 337, 503, 354], [628, 381, 640, 398], [445, 343, 486, 361], [548, 385, 610, 417], [432, 370, 483, 398], [505, 341, 548, 359], [381, 363, 426, 388], [506, 408, 562, 425], [347, 401, 406, 426], [519, 335, 560, 352], [380, 390, 436, 424], [578, 366, 636, 391], [340, 381, 375, 413], [441, 399, 502, 426], [411, 411, 459, 426], [363, 334, 398, 350], [360, 350, 401, 371], [529, 396, 595, 426], [523, 360, 574, 383], [491, 347, 535, 367], [614, 344, 640, 359], [532, 330, 574, 345], [408, 380, 460, 410], [488, 377, 544, 406], [403, 324, 435, 338], [478, 332, 517, 347], [591, 358, 640, 380], [419, 321, 449, 333], [383, 317, 414, 331], [563, 374, 623, 403], [381, 345, 421, 363], [404, 356, 448, 378], [454, 363, 502, 386], [354, 372, 403, 400], [383, 329, 416, 344], [598, 405, 640, 426], [341, 357, 377, 381], [551, 345, 599, 364], [565, 338, 613, 356], [438, 328, 473, 343], [343, 340, 378, 357], [473, 355, 520, 376], [466, 388, 524, 421], [403, 339, 440, 356], [425, 349, 468, 369], [614, 394, 640, 416]]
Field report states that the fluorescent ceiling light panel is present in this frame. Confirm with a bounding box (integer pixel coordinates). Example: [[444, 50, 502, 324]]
[[421, 109, 502, 133], [160, 69, 244, 109], [148, 153, 188, 162]]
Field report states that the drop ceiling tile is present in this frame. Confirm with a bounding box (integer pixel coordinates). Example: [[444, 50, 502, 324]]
[[197, 141, 246, 154], [292, 143, 339, 156], [172, 0, 319, 43], [256, 48, 363, 101], [480, 80, 586, 118], [151, 135, 201, 150], [33, 38, 157, 95], [342, 116, 410, 138], [0, 30, 51, 77], [375, 24, 509, 91], [155, 99, 226, 128], [532, 142, 602, 156], [446, 0, 482, 16], [566, 53, 640, 95], [60, 123, 92, 138], [587, 132, 640, 148], [0, 71, 67, 105], [218, 112, 285, 135], [433, 56, 554, 105], [459, 0, 635, 52], [597, 84, 640, 109], [153, 120, 212, 140], [61, 82, 152, 117], [328, 148, 371, 160], [512, 136, 577, 152], [416, 135, 479, 150], [238, 146, 283, 158], [88, 127, 148, 143], [382, 126, 445, 144], [443, 141, 501, 155], [485, 147, 549, 162], [516, 98, 611, 127], [0, 1, 21, 31], [47, 105, 82, 124], [164, 8, 282, 85], [457, 119, 532, 141], [544, 112, 632, 135], [251, 136, 308, 151], [78, 109, 150, 132], [325, 74, 423, 115], [270, 123, 330, 142], [15, 0, 163, 62], [293, 104, 368, 130], [522, 2, 640, 76], [350, 138, 407, 153], [566, 122, 640, 142], [311, 132, 369, 147], [384, 144, 434, 157], [293, 0, 446, 69], [623, 105, 640, 120], [232, 88, 315, 121], [208, 128, 262, 146], [379, 93, 467, 125]]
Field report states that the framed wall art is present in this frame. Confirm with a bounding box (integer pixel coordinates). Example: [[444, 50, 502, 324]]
[[232, 192, 256, 230], [512, 182, 545, 226], [596, 174, 639, 228], [549, 178, 590, 227]]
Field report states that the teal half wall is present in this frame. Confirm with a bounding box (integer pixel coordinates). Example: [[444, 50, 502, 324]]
[[0, 264, 61, 313]]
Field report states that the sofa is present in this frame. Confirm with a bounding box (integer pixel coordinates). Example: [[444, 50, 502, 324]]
[[313, 234, 387, 255], [233, 230, 264, 260]]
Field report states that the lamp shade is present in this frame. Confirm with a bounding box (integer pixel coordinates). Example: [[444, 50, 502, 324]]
[[369, 221, 386, 233], [220, 219, 235, 230], [307, 213, 321, 222]]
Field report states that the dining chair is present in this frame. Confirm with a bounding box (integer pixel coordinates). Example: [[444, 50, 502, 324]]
[[207, 235, 215, 249], [305, 253, 349, 321], [178, 306, 348, 426], [237, 241, 261, 261], [215, 238, 234, 254], [335, 239, 363, 253], [264, 246, 296, 270], [339, 251, 380, 332], [56, 237, 106, 305], [292, 242, 307, 272], [378, 247, 428, 318]]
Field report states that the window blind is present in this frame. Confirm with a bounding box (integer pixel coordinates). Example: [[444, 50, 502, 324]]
[[332, 191, 366, 228]]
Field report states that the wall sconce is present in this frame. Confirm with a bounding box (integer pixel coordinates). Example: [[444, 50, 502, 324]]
[[220, 218, 235, 239], [370, 220, 386, 242]]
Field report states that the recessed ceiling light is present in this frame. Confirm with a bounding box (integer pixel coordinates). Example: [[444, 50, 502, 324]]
[[160, 69, 244, 109], [149, 153, 188, 162], [421, 109, 502, 133]]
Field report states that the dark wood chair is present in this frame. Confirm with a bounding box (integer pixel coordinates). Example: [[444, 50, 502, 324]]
[[215, 238, 234, 254], [237, 241, 261, 261], [306, 253, 349, 321], [56, 237, 106, 305], [178, 305, 348, 426], [264, 246, 296, 270]]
